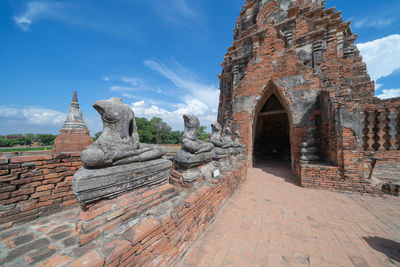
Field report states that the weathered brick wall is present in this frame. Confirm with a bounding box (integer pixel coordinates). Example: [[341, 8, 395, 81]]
[[0, 153, 81, 229], [41, 160, 247, 267], [320, 92, 338, 165], [218, 0, 372, 173], [301, 164, 380, 195], [217, 0, 399, 195], [76, 182, 178, 246]]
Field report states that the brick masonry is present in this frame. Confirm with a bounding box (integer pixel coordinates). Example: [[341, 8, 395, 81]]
[[0, 152, 81, 230], [52, 129, 93, 154], [0, 157, 248, 267], [217, 0, 400, 194]]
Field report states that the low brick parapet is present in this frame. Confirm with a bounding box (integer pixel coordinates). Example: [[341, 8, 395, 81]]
[[0, 159, 248, 266], [0, 152, 82, 230]]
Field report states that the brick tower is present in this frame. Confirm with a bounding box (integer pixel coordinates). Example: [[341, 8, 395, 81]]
[[218, 0, 400, 194]]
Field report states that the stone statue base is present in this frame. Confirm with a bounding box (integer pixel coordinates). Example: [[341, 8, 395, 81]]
[[212, 147, 231, 160], [230, 147, 246, 159], [170, 161, 217, 187], [174, 149, 214, 170], [73, 158, 172, 209]]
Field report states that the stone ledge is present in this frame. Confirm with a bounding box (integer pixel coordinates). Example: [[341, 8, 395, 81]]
[[72, 158, 173, 208]]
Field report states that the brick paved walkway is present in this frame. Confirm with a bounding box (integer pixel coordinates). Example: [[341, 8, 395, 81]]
[[179, 162, 400, 267]]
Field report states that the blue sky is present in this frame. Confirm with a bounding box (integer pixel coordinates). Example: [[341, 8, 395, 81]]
[[0, 0, 399, 135]]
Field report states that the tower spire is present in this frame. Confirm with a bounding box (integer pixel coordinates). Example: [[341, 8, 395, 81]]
[[62, 91, 87, 130], [71, 91, 79, 108]]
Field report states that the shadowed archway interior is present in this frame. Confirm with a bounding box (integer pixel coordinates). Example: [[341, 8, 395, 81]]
[[253, 94, 291, 163]]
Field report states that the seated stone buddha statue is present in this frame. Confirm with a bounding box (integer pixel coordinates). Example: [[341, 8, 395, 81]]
[[81, 97, 166, 168]]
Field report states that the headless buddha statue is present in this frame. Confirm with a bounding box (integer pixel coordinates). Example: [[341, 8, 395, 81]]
[[81, 97, 166, 168]]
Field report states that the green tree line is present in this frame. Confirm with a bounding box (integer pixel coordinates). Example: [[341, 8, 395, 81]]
[[1, 117, 209, 147], [0, 134, 56, 147], [93, 117, 208, 144]]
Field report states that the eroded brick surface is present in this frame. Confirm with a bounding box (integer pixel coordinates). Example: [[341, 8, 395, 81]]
[[218, 0, 400, 194], [0, 153, 81, 227], [0, 208, 78, 266]]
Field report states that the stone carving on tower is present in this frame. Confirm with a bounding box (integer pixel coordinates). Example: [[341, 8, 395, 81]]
[[52, 91, 93, 153]]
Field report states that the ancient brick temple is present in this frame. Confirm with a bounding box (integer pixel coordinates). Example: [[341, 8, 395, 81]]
[[218, 0, 400, 194]]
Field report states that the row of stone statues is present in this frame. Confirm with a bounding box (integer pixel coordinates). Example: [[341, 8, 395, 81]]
[[175, 114, 245, 171], [79, 98, 245, 170], [73, 97, 246, 207], [172, 114, 245, 185]]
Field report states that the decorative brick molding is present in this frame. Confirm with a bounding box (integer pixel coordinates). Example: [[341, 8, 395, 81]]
[[0, 153, 81, 229]]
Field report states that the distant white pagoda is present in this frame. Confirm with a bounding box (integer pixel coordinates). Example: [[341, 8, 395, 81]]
[[62, 91, 88, 130], [52, 91, 93, 153]]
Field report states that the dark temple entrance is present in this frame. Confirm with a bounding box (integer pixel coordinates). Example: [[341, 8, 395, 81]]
[[253, 94, 291, 163]]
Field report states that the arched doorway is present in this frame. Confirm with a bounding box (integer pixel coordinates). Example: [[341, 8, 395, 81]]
[[253, 93, 291, 164]]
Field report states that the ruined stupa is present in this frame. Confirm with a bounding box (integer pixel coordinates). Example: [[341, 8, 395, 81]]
[[52, 91, 93, 153]]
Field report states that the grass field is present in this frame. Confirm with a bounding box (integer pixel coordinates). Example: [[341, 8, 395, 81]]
[[0, 146, 53, 153]]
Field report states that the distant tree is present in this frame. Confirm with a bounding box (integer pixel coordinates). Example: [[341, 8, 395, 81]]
[[25, 133, 35, 145], [134, 117, 183, 144], [93, 132, 102, 141], [0, 138, 10, 147], [25, 133, 35, 139], [197, 126, 208, 141], [164, 130, 183, 144], [152, 118, 171, 144], [24, 138, 33, 146], [136, 117, 155, 143], [37, 134, 56, 146]]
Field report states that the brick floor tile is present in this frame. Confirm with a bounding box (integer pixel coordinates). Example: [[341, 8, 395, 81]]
[[309, 256, 332, 267], [226, 252, 253, 267], [211, 248, 228, 267], [267, 252, 281, 266], [179, 165, 400, 267]]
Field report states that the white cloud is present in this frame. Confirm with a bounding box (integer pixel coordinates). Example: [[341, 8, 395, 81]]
[[109, 76, 166, 95], [115, 60, 220, 131], [12, 1, 141, 41], [0, 106, 65, 125], [357, 34, 400, 82], [376, 89, 400, 100], [131, 99, 213, 131], [168, 0, 198, 19], [144, 60, 220, 110], [13, 1, 64, 31], [150, 0, 198, 20], [107, 60, 219, 130], [148, 0, 202, 31], [354, 18, 395, 29], [103, 76, 110, 81]]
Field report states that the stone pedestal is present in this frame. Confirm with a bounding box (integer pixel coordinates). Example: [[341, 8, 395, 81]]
[[170, 161, 217, 187], [73, 158, 172, 208]]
